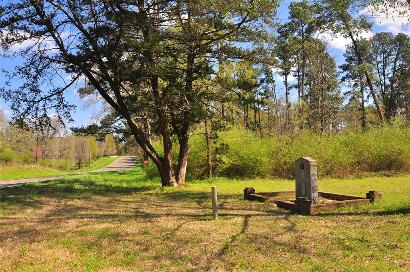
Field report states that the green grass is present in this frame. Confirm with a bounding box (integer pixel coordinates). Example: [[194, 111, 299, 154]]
[[73, 156, 119, 173], [0, 156, 118, 180], [0, 166, 408, 271], [0, 164, 67, 180]]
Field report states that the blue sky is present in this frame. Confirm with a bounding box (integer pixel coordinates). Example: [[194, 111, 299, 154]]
[[1, 0, 409, 126]]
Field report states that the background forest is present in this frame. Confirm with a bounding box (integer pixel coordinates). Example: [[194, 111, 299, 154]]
[[0, 111, 117, 170], [137, 1, 410, 180]]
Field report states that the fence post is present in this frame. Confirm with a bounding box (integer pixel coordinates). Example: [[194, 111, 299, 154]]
[[211, 186, 218, 220]]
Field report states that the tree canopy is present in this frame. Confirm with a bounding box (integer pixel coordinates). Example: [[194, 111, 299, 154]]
[[0, 0, 278, 186], [0, 0, 409, 186]]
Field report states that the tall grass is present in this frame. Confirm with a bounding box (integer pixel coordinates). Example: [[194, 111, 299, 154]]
[[146, 123, 410, 179]]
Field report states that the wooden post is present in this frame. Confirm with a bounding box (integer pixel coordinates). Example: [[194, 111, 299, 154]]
[[366, 191, 382, 203], [244, 187, 255, 200], [211, 186, 218, 220]]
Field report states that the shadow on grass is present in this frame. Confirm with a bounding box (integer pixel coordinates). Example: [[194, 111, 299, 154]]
[[315, 206, 410, 216], [0, 175, 157, 210]]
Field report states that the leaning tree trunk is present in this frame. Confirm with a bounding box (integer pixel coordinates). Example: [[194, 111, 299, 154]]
[[143, 116, 152, 161], [128, 120, 177, 187]]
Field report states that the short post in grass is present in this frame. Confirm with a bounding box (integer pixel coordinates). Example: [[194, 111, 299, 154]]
[[295, 157, 319, 204], [366, 191, 382, 203], [211, 186, 218, 220]]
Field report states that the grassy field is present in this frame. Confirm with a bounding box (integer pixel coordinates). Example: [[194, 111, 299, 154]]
[[0, 156, 118, 180], [0, 166, 408, 271]]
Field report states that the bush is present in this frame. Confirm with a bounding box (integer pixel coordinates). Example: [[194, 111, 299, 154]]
[[0, 147, 14, 163], [145, 123, 410, 180], [0, 141, 31, 164], [216, 129, 277, 178], [39, 159, 73, 170], [145, 161, 161, 179]]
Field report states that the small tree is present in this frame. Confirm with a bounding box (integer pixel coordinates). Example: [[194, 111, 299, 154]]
[[104, 134, 117, 157], [89, 137, 99, 160], [77, 137, 90, 169]]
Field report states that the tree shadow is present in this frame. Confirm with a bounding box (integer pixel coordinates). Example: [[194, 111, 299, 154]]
[[0, 178, 157, 210], [315, 206, 410, 216], [202, 211, 303, 271]]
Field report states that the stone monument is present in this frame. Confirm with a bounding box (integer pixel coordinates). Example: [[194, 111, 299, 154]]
[[295, 157, 318, 204]]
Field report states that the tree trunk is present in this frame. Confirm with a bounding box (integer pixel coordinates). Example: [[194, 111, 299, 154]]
[[130, 131, 177, 187], [204, 119, 213, 178], [253, 102, 257, 131], [258, 106, 262, 136], [364, 71, 385, 122], [347, 30, 385, 123], [143, 116, 151, 161], [387, 51, 400, 120], [161, 128, 177, 187], [296, 54, 301, 101], [156, 158, 177, 187], [243, 104, 250, 129], [176, 131, 189, 184], [243, 104, 246, 128], [284, 73, 290, 129], [147, 70, 180, 187], [301, 26, 306, 100], [360, 79, 367, 130], [127, 113, 177, 187]]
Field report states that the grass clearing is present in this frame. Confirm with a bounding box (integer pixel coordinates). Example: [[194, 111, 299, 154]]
[[0, 156, 118, 181], [0, 166, 408, 271]]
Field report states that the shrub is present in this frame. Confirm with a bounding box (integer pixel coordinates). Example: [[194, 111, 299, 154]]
[[39, 159, 73, 170], [0, 141, 31, 164], [216, 129, 277, 178], [0, 147, 14, 163], [145, 161, 161, 179], [143, 123, 410, 180]]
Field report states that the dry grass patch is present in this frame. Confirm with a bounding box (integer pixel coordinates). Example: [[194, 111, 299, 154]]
[[0, 168, 409, 271]]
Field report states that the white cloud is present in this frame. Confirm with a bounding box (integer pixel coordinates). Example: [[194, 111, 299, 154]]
[[361, 3, 410, 26], [271, 67, 297, 82], [360, 3, 410, 35], [316, 3, 409, 51], [0, 30, 70, 54], [316, 32, 351, 50], [0, 106, 10, 116], [316, 30, 373, 51], [0, 30, 35, 52]]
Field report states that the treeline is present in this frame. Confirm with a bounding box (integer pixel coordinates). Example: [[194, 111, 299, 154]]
[[1, 0, 409, 185], [0, 122, 117, 169], [207, 5, 410, 135], [146, 123, 410, 180]]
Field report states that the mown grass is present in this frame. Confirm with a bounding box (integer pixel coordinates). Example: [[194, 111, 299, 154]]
[[0, 156, 118, 180], [73, 156, 119, 173], [0, 166, 408, 271]]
